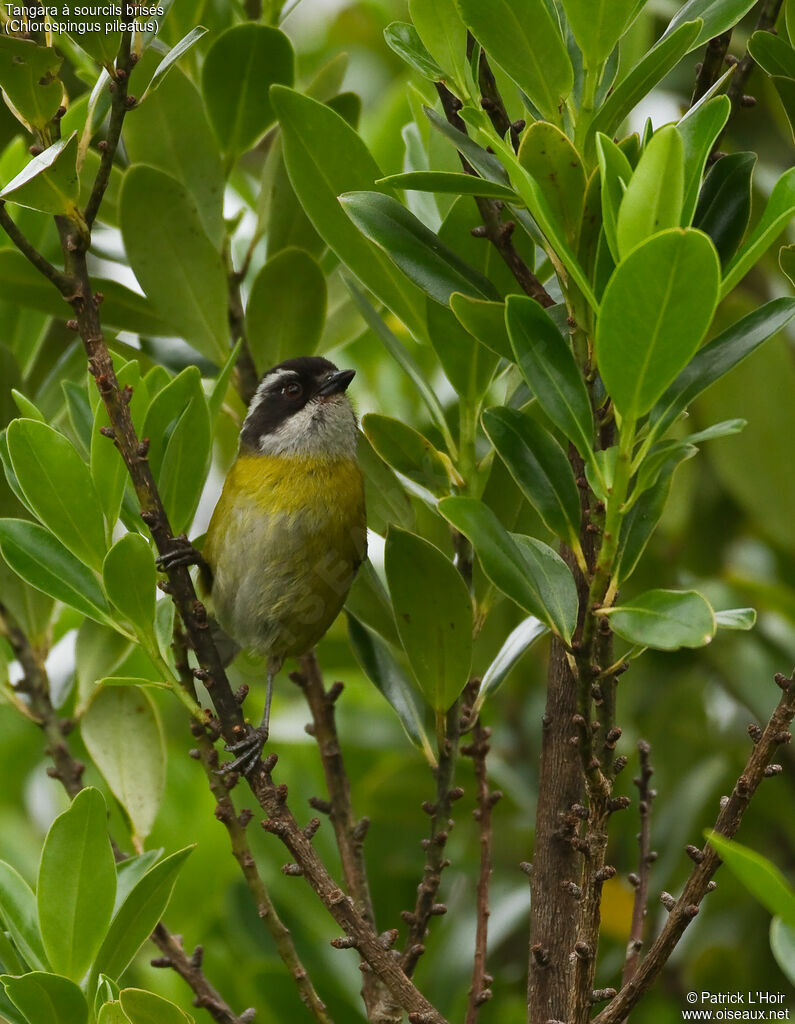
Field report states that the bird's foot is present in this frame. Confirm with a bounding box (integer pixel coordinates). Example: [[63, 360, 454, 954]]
[[157, 535, 204, 572], [220, 723, 269, 776]]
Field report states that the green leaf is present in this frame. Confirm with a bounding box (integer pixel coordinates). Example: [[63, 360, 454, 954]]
[[455, 0, 573, 122], [588, 21, 703, 147], [54, 6, 121, 66], [92, 847, 193, 985], [706, 833, 795, 928], [345, 560, 400, 648], [517, 122, 586, 247], [560, 0, 640, 67], [6, 419, 106, 570], [0, 519, 113, 626], [0, 37, 63, 130], [650, 297, 795, 440], [772, 74, 795, 141], [102, 534, 157, 640], [363, 414, 457, 496], [2, 973, 87, 1024], [142, 366, 202, 479], [81, 685, 165, 844], [616, 126, 684, 258], [157, 385, 212, 536], [439, 496, 577, 640], [472, 616, 548, 717], [678, 96, 732, 226], [721, 167, 795, 298], [119, 989, 194, 1024], [482, 406, 582, 548], [0, 134, 79, 217], [347, 614, 434, 762], [385, 527, 472, 712], [603, 589, 716, 649], [383, 22, 446, 81], [694, 152, 756, 265], [37, 788, 116, 982], [120, 166, 229, 365], [98, 1002, 129, 1024], [113, 852, 163, 916], [666, 0, 761, 51], [0, 862, 48, 971], [356, 433, 415, 536], [714, 607, 756, 631], [124, 66, 224, 248], [208, 340, 242, 422], [595, 133, 634, 264], [771, 918, 795, 987], [449, 295, 512, 360], [246, 248, 326, 373], [685, 418, 746, 443], [340, 191, 499, 304], [144, 27, 209, 99], [506, 295, 594, 459], [409, 0, 469, 87], [780, 244, 795, 288], [596, 229, 720, 421], [10, 390, 44, 422], [202, 24, 294, 161], [271, 86, 425, 338], [424, 106, 510, 185], [377, 171, 518, 202]]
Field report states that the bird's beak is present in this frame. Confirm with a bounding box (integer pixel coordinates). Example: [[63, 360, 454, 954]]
[[316, 369, 355, 397]]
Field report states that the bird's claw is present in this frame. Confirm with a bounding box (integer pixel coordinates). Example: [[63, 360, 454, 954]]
[[157, 536, 203, 572], [220, 724, 269, 776]]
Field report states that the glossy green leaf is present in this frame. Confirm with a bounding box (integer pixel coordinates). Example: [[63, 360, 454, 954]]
[[345, 560, 400, 649], [98, 1002, 129, 1024], [383, 22, 446, 80], [667, 0, 762, 50], [650, 297, 795, 440], [158, 385, 212, 536], [120, 166, 229, 365], [340, 191, 499, 304], [271, 86, 425, 338], [7, 419, 106, 570], [0, 37, 63, 130], [113, 852, 162, 916], [385, 527, 472, 712], [772, 74, 795, 141], [347, 615, 434, 762], [409, 0, 468, 86], [706, 833, 795, 928], [685, 418, 746, 443], [92, 847, 193, 984], [37, 788, 116, 982], [54, 6, 121, 65], [120, 989, 194, 1024], [246, 248, 326, 373], [616, 126, 684, 258], [721, 167, 795, 298], [0, 862, 48, 971], [631, 441, 697, 505], [102, 534, 157, 640], [455, 0, 573, 122], [588, 21, 702, 146], [780, 245, 795, 287], [694, 152, 756, 265], [0, 519, 113, 626], [261, 139, 325, 260], [2, 972, 87, 1024], [471, 616, 548, 717], [439, 497, 577, 640], [595, 133, 634, 263], [560, 0, 640, 67], [377, 171, 518, 203], [142, 366, 201, 479], [202, 24, 294, 160], [0, 134, 79, 217], [506, 295, 594, 458], [356, 432, 415, 536], [677, 95, 731, 226], [518, 122, 586, 249], [124, 66, 224, 247], [10, 390, 43, 422], [144, 27, 208, 98], [363, 414, 457, 496], [714, 607, 756, 631], [208, 341, 242, 422], [482, 406, 581, 547], [603, 588, 716, 649], [449, 295, 512, 360], [771, 918, 795, 987], [596, 229, 720, 421], [424, 106, 510, 185]]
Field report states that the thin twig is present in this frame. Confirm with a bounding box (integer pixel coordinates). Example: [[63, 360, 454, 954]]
[[592, 671, 795, 1024], [84, 31, 133, 228], [622, 741, 655, 987], [0, 203, 73, 296], [463, 720, 498, 1024], [690, 31, 733, 107]]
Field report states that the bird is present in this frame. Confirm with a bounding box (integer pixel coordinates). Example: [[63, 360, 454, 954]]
[[201, 355, 367, 773]]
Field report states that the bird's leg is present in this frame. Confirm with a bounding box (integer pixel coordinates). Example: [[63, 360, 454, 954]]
[[220, 658, 279, 775], [156, 534, 209, 575]]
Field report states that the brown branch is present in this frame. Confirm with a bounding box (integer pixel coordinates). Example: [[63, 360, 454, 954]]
[[463, 720, 498, 1024], [622, 741, 655, 988], [690, 31, 733, 107], [0, 203, 73, 296], [591, 671, 795, 1024], [434, 83, 554, 309]]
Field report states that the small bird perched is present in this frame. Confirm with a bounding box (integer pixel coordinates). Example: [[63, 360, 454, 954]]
[[203, 355, 366, 772]]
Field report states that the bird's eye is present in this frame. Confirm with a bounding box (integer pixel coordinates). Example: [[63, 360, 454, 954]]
[[282, 382, 302, 398]]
